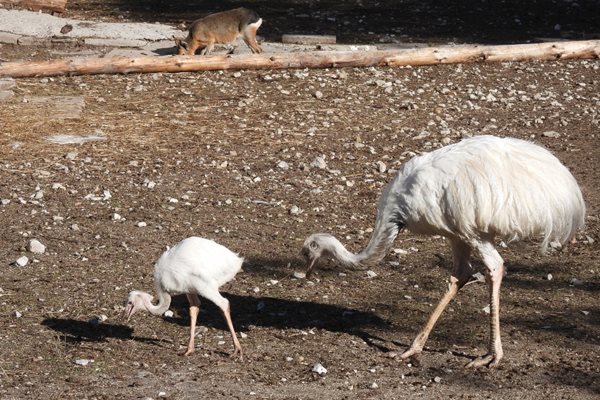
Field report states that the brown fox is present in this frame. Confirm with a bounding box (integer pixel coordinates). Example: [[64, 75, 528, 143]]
[[175, 8, 263, 56]]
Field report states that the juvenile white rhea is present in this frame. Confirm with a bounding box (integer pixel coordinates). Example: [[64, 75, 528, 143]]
[[125, 237, 244, 359], [302, 135, 585, 368]]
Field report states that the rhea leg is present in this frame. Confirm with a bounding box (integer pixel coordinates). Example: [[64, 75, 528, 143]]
[[202, 286, 243, 360], [467, 242, 504, 368], [401, 239, 473, 359], [184, 294, 201, 356]]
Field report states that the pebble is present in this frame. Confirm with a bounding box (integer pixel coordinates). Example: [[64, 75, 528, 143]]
[[311, 156, 327, 169], [277, 160, 290, 170], [289, 205, 302, 215], [314, 90, 323, 99], [15, 256, 29, 267], [542, 130, 560, 138], [293, 271, 306, 279], [547, 273, 553, 281], [75, 359, 93, 366], [29, 239, 46, 254], [434, 376, 442, 383], [163, 310, 174, 318], [375, 161, 387, 173], [137, 222, 147, 227], [370, 382, 379, 389], [15, 311, 22, 318], [312, 363, 327, 375], [482, 305, 491, 314], [366, 270, 377, 278]]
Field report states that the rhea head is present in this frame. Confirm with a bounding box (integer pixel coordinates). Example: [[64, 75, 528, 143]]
[[301, 233, 344, 277]]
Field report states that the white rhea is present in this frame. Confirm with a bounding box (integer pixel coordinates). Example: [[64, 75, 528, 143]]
[[125, 237, 244, 359], [302, 135, 585, 368]]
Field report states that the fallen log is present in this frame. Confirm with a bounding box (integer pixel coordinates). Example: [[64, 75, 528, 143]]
[[2, 0, 68, 13], [0, 40, 598, 78]]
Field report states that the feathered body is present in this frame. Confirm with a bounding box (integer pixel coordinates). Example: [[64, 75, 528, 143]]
[[302, 135, 585, 367], [154, 237, 243, 297], [125, 237, 244, 358]]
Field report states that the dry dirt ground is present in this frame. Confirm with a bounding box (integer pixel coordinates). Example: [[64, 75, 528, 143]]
[[1, 2, 600, 400]]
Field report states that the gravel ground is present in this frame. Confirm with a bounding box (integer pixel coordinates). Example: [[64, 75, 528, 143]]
[[0, 1, 599, 399]]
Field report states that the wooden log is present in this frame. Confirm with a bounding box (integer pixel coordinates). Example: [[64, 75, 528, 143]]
[[1, 0, 68, 13], [281, 34, 337, 45], [0, 40, 598, 78]]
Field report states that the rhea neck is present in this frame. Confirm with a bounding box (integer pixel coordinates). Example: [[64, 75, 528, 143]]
[[144, 289, 172, 316]]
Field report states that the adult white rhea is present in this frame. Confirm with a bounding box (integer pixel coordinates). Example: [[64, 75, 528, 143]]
[[125, 237, 244, 359], [302, 135, 585, 368]]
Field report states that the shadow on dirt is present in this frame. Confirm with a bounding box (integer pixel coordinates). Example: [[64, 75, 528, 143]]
[[103, 0, 600, 44], [41, 317, 165, 346], [167, 292, 394, 351]]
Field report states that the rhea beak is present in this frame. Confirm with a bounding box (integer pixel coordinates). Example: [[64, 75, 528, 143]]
[[304, 255, 318, 279], [124, 303, 134, 322]]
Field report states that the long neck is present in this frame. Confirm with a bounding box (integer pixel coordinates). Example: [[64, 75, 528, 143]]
[[344, 183, 404, 267], [144, 288, 171, 316]]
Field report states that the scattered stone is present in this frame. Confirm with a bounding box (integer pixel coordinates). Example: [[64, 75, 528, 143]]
[[15, 256, 29, 267], [314, 90, 324, 99], [29, 239, 46, 254], [581, 310, 590, 316], [15, 311, 22, 318], [163, 310, 174, 318], [547, 273, 553, 281], [75, 359, 93, 366], [311, 156, 327, 169], [375, 161, 387, 173], [137, 222, 147, 227], [482, 305, 490, 314], [366, 270, 377, 278], [434, 376, 442, 383], [65, 152, 78, 160], [370, 382, 379, 389], [293, 271, 306, 279], [277, 160, 290, 170], [312, 363, 327, 375], [113, 213, 123, 221], [289, 205, 302, 215], [569, 278, 583, 286], [1, 199, 10, 206], [542, 130, 561, 138], [52, 183, 66, 190]]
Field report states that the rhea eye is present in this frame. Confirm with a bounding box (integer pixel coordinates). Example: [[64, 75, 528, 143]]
[[309, 241, 318, 250]]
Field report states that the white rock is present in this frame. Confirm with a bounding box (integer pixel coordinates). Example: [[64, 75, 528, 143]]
[[289, 205, 302, 215], [482, 305, 491, 314], [240, 332, 248, 339], [312, 363, 327, 375], [277, 160, 290, 170], [163, 310, 174, 318], [233, 72, 242, 78], [1, 199, 10, 206], [293, 271, 306, 279], [366, 270, 377, 278], [158, 392, 167, 398], [113, 213, 122, 221], [434, 376, 442, 383], [314, 90, 323, 99], [15, 311, 22, 318], [311, 156, 327, 169], [375, 161, 387, 173], [370, 382, 379, 389], [137, 221, 147, 227], [547, 273, 553, 281], [542, 130, 561, 138], [52, 183, 66, 190], [15, 256, 29, 267], [581, 310, 590, 316], [29, 239, 46, 254], [75, 359, 93, 366]]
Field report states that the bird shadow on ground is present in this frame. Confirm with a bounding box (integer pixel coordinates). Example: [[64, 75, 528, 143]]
[[41, 317, 165, 347], [166, 292, 394, 353]]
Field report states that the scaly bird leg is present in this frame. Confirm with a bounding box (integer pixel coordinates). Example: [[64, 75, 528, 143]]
[[184, 294, 201, 356], [467, 242, 504, 368], [221, 302, 243, 361], [401, 239, 472, 360]]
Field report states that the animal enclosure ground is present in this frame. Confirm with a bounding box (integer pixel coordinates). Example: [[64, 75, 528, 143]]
[[1, 2, 600, 400]]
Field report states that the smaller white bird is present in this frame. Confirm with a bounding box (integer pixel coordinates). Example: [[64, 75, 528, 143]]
[[125, 237, 244, 359]]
